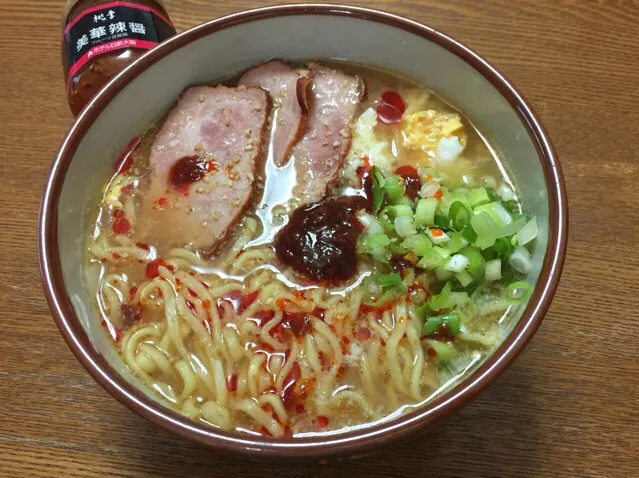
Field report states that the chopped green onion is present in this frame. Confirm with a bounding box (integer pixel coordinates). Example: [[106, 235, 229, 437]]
[[424, 339, 458, 360], [394, 216, 417, 237], [471, 212, 497, 250], [434, 214, 449, 229], [427, 282, 469, 311], [451, 192, 472, 210], [422, 312, 461, 336], [371, 166, 386, 214], [496, 215, 526, 238], [475, 235, 496, 250], [443, 254, 470, 273], [455, 270, 473, 287], [379, 206, 396, 235], [442, 231, 469, 253], [435, 267, 453, 281], [448, 201, 472, 231], [468, 187, 491, 207], [434, 246, 452, 259], [399, 198, 415, 209], [459, 245, 484, 276], [357, 233, 391, 250], [509, 245, 532, 274], [415, 198, 438, 228], [470, 211, 496, 236], [373, 272, 403, 291], [486, 237, 514, 261], [474, 201, 513, 228], [402, 234, 432, 256], [384, 175, 405, 204], [416, 248, 446, 270], [516, 217, 538, 246], [484, 259, 502, 281], [357, 233, 392, 264], [505, 281, 532, 304], [393, 204, 414, 218], [461, 223, 478, 243], [414, 302, 431, 318], [389, 240, 409, 255], [358, 213, 384, 235]]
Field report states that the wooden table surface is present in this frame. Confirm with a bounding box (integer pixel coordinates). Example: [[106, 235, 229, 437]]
[[1, 1, 637, 476]]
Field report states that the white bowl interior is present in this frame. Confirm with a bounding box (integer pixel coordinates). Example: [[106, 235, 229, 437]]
[[58, 14, 549, 404]]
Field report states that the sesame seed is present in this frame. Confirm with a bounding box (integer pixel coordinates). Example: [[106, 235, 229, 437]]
[[199, 94, 205, 103], [333, 141, 340, 148], [223, 117, 230, 126], [245, 144, 254, 151]]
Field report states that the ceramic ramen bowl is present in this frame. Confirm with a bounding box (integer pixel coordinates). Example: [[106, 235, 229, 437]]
[[39, 4, 567, 459]]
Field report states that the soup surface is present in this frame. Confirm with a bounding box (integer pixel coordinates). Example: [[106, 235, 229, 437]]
[[87, 61, 537, 437]]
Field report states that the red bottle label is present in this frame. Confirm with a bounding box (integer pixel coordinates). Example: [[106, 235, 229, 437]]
[[64, 2, 176, 87]]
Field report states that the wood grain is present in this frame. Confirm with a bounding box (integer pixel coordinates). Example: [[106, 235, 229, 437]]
[[1, 0, 637, 476]]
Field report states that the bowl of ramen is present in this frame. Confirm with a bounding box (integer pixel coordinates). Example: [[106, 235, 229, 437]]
[[39, 4, 567, 458]]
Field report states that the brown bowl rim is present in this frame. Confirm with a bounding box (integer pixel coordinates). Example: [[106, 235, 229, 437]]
[[39, 3, 568, 459]]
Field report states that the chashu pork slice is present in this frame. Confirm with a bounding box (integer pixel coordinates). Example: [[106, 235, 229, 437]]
[[143, 85, 269, 250], [239, 59, 312, 166], [291, 65, 365, 205]]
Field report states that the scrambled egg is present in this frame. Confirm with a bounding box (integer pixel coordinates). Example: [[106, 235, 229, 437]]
[[402, 110, 467, 154], [344, 101, 469, 183], [346, 107, 395, 175]]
